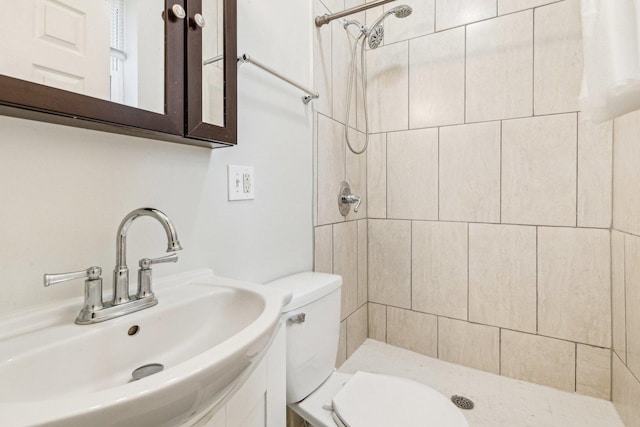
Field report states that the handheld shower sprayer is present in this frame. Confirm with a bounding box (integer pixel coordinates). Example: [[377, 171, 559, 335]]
[[343, 4, 413, 155]]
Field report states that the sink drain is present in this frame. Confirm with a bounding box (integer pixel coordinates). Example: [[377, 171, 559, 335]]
[[131, 363, 164, 381], [451, 395, 474, 410]]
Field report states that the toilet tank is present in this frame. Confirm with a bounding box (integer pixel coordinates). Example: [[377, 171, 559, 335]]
[[266, 272, 342, 403]]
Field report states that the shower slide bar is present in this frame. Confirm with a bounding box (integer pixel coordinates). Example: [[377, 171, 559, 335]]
[[314, 0, 396, 27], [203, 54, 319, 104]]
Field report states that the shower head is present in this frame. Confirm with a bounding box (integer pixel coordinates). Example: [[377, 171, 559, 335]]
[[367, 5, 413, 49], [391, 4, 413, 18]]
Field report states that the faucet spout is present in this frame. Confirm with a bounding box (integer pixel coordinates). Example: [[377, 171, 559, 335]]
[[113, 208, 183, 305]]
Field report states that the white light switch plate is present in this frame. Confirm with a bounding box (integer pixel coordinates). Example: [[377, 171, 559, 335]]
[[228, 165, 255, 201]]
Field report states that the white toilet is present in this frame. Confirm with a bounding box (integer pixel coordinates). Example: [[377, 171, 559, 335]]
[[267, 272, 469, 427]]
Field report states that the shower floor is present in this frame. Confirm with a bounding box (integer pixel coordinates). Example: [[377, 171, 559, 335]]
[[339, 339, 624, 427]]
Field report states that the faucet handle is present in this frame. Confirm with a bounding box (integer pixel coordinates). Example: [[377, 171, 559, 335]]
[[44, 267, 104, 324], [136, 254, 178, 300], [139, 253, 179, 270], [44, 266, 102, 287]]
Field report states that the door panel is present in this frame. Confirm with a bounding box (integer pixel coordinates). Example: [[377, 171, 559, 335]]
[[0, 0, 110, 99]]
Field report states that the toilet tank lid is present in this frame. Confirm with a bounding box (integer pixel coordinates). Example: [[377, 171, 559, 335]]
[[266, 272, 342, 312]]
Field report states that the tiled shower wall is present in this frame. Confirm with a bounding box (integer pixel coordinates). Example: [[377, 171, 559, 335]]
[[611, 112, 640, 425], [314, 0, 617, 401], [313, 0, 370, 366]]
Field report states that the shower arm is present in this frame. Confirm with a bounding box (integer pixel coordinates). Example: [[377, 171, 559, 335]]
[[315, 0, 396, 27]]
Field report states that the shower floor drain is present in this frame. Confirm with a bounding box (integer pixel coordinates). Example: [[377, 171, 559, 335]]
[[451, 395, 474, 410]]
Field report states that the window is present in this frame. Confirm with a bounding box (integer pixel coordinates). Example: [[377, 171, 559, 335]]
[[108, 0, 125, 103]]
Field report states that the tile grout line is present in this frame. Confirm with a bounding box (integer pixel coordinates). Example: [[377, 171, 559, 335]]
[[499, 327, 502, 375], [574, 342, 578, 392], [532, 8, 536, 117], [464, 24, 467, 124], [575, 113, 579, 227], [536, 227, 540, 334], [467, 222, 470, 322], [366, 111, 580, 137], [437, 127, 441, 221], [623, 234, 628, 365], [410, 219, 413, 310], [500, 120, 503, 223]]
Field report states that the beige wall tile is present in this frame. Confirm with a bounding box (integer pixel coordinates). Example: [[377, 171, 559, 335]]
[[314, 225, 333, 273], [469, 223, 537, 332], [334, 221, 359, 320], [502, 114, 577, 226], [382, 0, 435, 45], [625, 234, 640, 380], [387, 128, 439, 220], [357, 219, 368, 306], [368, 219, 412, 308], [412, 221, 468, 320], [498, 0, 559, 15], [578, 117, 613, 228], [439, 121, 501, 223], [501, 329, 576, 392], [438, 317, 500, 374], [409, 28, 465, 128], [533, 0, 582, 115], [368, 302, 386, 342], [317, 114, 345, 225], [436, 0, 497, 31], [313, 0, 332, 117], [613, 110, 640, 236], [336, 320, 347, 368], [319, 0, 342, 13], [612, 354, 640, 427], [612, 230, 626, 363], [347, 304, 368, 357], [346, 131, 367, 221], [387, 307, 438, 357], [366, 133, 387, 219], [576, 344, 611, 400], [466, 11, 533, 122], [538, 227, 611, 347], [367, 41, 409, 133]]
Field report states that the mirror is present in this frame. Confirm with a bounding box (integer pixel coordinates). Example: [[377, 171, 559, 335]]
[[201, 0, 225, 127], [0, 0, 165, 114]]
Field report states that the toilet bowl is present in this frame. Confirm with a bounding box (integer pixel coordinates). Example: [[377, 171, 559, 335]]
[[267, 272, 469, 427]]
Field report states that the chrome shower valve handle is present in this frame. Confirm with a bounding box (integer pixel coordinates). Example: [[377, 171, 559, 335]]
[[338, 181, 362, 216]]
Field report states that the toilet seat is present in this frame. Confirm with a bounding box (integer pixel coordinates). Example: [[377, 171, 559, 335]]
[[330, 371, 468, 427]]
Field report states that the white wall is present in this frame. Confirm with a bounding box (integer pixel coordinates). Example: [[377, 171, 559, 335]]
[[0, 0, 313, 317]]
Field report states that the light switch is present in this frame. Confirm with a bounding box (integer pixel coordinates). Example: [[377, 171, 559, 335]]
[[228, 165, 255, 201]]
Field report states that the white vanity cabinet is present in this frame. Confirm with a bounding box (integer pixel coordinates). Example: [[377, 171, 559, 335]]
[[190, 321, 287, 427]]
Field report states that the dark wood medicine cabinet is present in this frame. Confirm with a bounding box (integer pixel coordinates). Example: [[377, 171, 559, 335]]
[[0, 0, 237, 149]]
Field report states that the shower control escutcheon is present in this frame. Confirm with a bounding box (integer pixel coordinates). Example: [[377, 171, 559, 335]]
[[338, 181, 361, 216]]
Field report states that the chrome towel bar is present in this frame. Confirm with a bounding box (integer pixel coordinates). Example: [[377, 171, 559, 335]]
[[203, 53, 319, 104]]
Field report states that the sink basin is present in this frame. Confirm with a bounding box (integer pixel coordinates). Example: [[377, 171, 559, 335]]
[[0, 269, 292, 427]]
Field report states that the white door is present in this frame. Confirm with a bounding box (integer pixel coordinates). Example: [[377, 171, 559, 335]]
[[0, 0, 111, 99]]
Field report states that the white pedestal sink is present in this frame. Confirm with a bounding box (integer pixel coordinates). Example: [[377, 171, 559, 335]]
[[0, 269, 292, 427]]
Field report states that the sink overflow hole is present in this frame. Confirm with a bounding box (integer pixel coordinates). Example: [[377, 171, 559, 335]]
[[451, 395, 474, 410], [131, 363, 164, 381], [128, 325, 140, 336]]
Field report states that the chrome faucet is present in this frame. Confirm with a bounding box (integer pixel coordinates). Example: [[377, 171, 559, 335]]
[[43, 208, 183, 324], [113, 208, 183, 305]]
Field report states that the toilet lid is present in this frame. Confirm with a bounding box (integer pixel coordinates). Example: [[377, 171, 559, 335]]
[[331, 371, 469, 427]]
